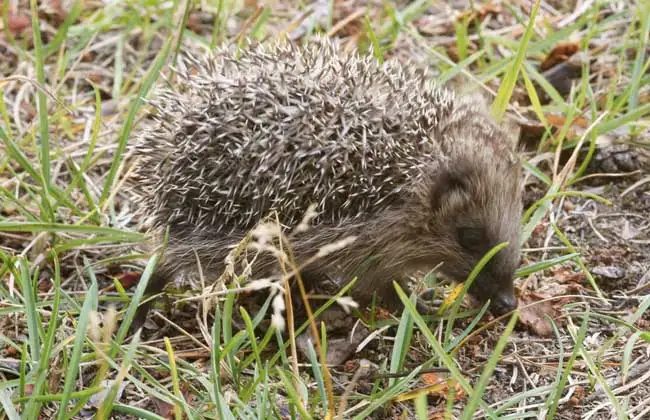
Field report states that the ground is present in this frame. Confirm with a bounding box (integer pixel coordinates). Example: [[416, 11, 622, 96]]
[[1, 0, 649, 419]]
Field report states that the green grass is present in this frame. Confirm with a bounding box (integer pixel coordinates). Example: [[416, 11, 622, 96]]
[[1, 0, 650, 419]]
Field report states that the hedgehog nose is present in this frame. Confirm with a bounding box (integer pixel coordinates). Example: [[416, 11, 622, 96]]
[[491, 292, 518, 315]]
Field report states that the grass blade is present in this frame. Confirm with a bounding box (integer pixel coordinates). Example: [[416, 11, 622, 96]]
[[99, 37, 172, 206], [490, 0, 541, 120], [57, 264, 98, 419], [460, 310, 519, 420]]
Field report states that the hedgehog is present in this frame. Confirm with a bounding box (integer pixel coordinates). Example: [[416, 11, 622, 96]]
[[127, 36, 524, 331]]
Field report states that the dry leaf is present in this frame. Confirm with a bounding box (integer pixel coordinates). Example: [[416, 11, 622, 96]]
[[541, 55, 584, 98], [151, 395, 176, 419], [38, 278, 52, 293], [541, 41, 580, 71], [88, 380, 127, 408], [370, 306, 393, 321], [438, 283, 465, 314], [545, 114, 590, 130], [116, 271, 141, 289], [6, 345, 17, 356], [458, 2, 504, 25], [6, 13, 30, 35], [422, 373, 467, 401], [421, 372, 446, 386], [518, 294, 558, 337], [551, 267, 586, 284], [569, 385, 586, 406]]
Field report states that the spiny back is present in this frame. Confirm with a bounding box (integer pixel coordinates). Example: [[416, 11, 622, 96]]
[[130, 37, 473, 233]]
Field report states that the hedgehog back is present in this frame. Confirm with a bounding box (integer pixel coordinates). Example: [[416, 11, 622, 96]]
[[131, 39, 458, 234]]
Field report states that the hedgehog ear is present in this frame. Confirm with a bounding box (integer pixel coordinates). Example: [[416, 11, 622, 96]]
[[429, 166, 471, 210]]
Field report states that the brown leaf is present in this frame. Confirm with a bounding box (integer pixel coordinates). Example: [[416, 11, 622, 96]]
[[24, 384, 34, 395], [458, 2, 504, 25], [541, 55, 584, 98], [540, 42, 580, 71], [421, 372, 446, 386], [343, 359, 358, 373], [87, 71, 103, 84], [38, 278, 51, 293], [116, 271, 141, 289], [186, 12, 203, 33], [1, 203, 19, 217], [151, 396, 176, 419], [518, 120, 552, 150], [518, 295, 558, 337], [551, 267, 586, 284], [569, 386, 586, 405], [7, 13, 30, 35], [369, 307, 393, 321], [44, 0, 68, 25], [6, 345, 18, 356], [421, 374, 467, 401], [545, 114, 590, 130]]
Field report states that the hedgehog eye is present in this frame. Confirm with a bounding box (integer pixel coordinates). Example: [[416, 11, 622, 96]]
[[457, 226, 486, 252]]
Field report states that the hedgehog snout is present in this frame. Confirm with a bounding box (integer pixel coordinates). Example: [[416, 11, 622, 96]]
[[468, 269, 518, 316], [489, 288, 518, 316]]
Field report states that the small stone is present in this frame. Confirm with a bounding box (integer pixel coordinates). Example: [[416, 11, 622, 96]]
[[592, 266, 626, 279]]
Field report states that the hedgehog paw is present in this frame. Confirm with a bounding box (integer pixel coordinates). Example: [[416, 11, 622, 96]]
[[415, 288, 443, 315]]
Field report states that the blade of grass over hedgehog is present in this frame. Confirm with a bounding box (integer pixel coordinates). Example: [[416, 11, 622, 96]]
[[443, 242, 510, 346], [490, 0, 541, 121], [113, 251, 160, 347], [266, 278, 358, 366], [388, 301, 416, 387], [444, 301, 490, 353]]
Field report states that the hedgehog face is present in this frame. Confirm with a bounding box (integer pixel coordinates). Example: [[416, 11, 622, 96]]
[[453, 222, 521, 315], [423, 161, 522, 315]]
